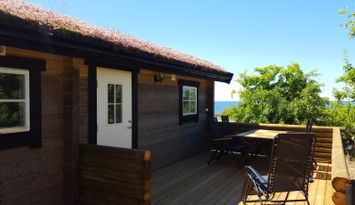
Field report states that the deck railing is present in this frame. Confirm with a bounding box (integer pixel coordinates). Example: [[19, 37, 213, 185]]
[[331, 127, 352, 205], [224, 122, 352, 205], [79, 144, 152, 205], [226, 122, 334, 163]]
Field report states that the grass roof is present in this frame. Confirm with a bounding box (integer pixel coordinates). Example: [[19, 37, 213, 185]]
[[0, 0, 228, 73]]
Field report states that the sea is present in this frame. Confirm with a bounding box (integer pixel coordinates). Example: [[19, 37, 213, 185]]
[[214, 101, 354, 114], [214, 101, 239, 114]]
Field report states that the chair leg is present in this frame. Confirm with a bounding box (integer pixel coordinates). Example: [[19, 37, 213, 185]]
[[240, 175, 252, 203], [283, 191, 290, 204], [216, 150, 225, 159], [233, 153, 243, 168], [208, 151, 217, 165], [306, 195, 310, 205], [258, 197, 263, 205]]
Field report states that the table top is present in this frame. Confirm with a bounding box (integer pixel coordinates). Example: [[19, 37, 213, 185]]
[[227, 129, 290, 140]]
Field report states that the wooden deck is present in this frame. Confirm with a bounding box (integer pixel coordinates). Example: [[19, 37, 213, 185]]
[[152, 152, 334, 205]]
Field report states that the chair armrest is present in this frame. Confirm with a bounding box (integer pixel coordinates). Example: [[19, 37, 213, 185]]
[[308, 177, 314, 183], [212, 137, 233, 142], [245, 166, 265, 181], [245, 166, 268, 192]]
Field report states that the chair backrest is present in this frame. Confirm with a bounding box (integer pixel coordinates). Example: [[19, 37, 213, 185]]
[[267, 133, 315, 193], [211, 122, 225, 139], [219, 115, 234, 134], [305, 119, 313, 133], [221, 115, 229, 122]]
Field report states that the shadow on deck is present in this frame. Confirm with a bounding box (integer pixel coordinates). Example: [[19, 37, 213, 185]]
[[152, 152, 333, 205]]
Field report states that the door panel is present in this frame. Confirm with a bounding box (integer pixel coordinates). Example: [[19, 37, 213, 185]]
[[97, 68, 132, 148]]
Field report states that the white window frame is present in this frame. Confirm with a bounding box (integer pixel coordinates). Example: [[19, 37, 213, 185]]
[[182, 86, 197, 116], [0, 67, 30, 133]]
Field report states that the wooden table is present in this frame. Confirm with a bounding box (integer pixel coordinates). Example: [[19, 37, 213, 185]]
[[226, 129, 291, 161], [233, 129, 290, 140]]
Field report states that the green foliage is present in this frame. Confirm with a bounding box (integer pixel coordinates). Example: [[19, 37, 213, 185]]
[[221, 6, 355, 141], [330, 53, 355, 139], [221, 63, 328, 125], [333, 52, 355, 101], [323, 102, 354, 139], [340, 7, 355, 38]]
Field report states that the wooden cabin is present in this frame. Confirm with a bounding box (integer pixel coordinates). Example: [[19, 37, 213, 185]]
[[0, 2, 353, 205], [0, 1, 233, 204]]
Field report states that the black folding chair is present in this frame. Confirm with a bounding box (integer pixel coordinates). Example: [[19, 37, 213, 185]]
[[221, 115, 229, 122], [240, 133, 315, 204], [305, 119, 313, 133], [207, 122, 249, 168], [305, 119, 317, 176], [220, 115, 234, 135]]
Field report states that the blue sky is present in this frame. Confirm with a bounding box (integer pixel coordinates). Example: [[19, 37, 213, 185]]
[[28, 0, 354, 101]]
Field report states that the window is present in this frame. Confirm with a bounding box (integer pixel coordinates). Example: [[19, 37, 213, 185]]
[[107, 83, 122, 124], [0, 68, 30, 133], [0, 56, 44, 149], [178, 80, 199, 124]]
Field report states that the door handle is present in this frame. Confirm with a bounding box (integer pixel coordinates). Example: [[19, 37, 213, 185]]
[[128, 126, 132, 129]]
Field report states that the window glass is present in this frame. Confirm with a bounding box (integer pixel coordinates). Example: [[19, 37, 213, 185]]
[[108, 104, 114, 124], [183, 88, 189, 101], [182, 86, 197, 116], [115, 104, 122, 123], [0, 69, 28, 130], [108, 84, 114, 103], [115, 84, 122, 103], [190, 89, 196, 100], [189, 101, 196, 113], [0, 102, 25, 128], [0, 73, 25, 99], [107, 84, 122, 124], [183, 101, 189, 114]]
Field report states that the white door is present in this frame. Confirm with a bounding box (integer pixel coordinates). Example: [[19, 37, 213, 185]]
[[97, 68, 132, 148]]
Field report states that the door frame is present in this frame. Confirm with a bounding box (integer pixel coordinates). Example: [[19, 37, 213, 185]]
[[87, 60, 139, 149]]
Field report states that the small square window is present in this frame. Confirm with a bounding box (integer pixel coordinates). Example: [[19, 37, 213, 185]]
[[0, 68, 30, 133], [0, 56, 45, 150], [178, 80, 199, 124]]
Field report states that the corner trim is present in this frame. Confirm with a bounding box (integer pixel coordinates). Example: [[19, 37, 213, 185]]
[[132, 71, 139, 149], [88, 63, 97, 145]]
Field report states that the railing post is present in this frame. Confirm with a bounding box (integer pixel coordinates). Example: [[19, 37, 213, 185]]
[[331, 127, 351, 205]]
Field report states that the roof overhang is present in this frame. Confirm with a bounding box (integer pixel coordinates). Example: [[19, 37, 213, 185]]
[[0, 15, 233, 83]]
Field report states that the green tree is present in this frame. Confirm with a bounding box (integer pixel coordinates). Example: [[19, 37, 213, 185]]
[[333, 52, 355, 101], [340, 7, 355, 38], [327, 53, 355, 139], [221, 63, 328, 125]]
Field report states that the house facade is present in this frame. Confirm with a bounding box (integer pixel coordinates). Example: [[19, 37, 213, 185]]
[[0, 1, 233, 204]]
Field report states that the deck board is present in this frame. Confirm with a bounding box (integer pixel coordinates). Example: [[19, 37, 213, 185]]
[[152, 152, 334, 205]]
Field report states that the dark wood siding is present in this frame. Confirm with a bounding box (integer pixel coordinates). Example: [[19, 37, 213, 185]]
[[78, 61, 89, 144], [137, 71, 214, 169], [0, 47, 214, 202], [0, 47, 89, 204], [79, 144, 152, 205]]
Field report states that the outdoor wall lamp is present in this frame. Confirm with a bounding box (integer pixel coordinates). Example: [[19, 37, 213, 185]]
[[154, 73, 164, 83]]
